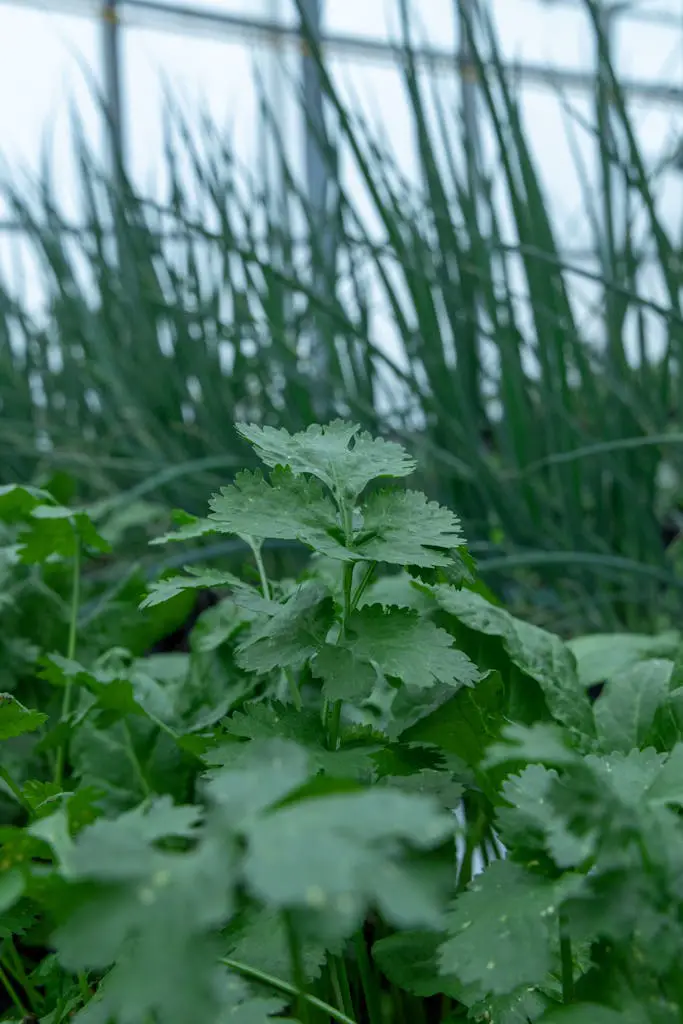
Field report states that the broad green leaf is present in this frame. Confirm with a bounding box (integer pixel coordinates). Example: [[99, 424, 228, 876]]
[[236, 582, 334, 673], [140, 567, 245, 609], [208, 467, 352, 557], [432, 586, 593, 736], [0, 693, 47, 739], [0, 482, 52, 520], [395, 671, 505, 778], [237, 420, 416, 498], [355, 490, 465, 567], [243, 788, 455, 935], [539, 1006, 646, 1024], [440, 860, 582, 997], [344, 604, 480, 691], [594, 659, 672, 754], [567, 631, 679, 688]]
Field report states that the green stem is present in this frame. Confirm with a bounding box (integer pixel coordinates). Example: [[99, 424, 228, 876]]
[[283, 912, 309, 1024], [251, 538, 271, 601], [0, 961, 28, 1018], [350, 561, 377, 611], [221, 956, 358, 1024], [55, 540, 81, 788], [122, 720, 151, 798], [0, 765, 31, 814], [327, 698, 342, 751], [6, 938, 42, 1012], [330, 955, 355, 1019], [354, 931, 382, 1024], [559, 912, 574, 1004]]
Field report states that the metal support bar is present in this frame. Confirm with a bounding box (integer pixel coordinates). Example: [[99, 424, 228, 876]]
[[102, 0, 126, 176], [3, 0, 683, 107], [299, 0, 338, 411]]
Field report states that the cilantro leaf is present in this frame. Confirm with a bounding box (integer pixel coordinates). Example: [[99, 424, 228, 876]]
[[140, 567, 245, 609], [440, 860, 581, 997], [237, 420, 416, 498], [50, 796, 237, 1024], [227, 906, 327, 985], [594, 659, 672, 754], [236, 582, 334, 674], [432, 586, 594, 737], [220, 702, 377, 778], [208, 467, 351, 557], [497, 765, 594, 868], [0, 693, 47, 739], [344, 604, 480, 691], [311, 644, 379, 701], [356, 490, 465, 567], [243, 788, 455, 936]]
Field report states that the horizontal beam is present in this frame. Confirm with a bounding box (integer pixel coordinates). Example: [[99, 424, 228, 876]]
[[2, 0, 683, 106]]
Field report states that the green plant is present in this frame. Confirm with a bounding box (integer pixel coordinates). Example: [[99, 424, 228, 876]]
[[3, 421, 683, 1023], [2, 2, 682, 635]]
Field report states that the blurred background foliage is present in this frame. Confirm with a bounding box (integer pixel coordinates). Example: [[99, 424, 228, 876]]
[[1, 0, 682, 636]]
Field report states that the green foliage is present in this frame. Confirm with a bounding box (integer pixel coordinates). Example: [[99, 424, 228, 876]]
[[3, 421, 683, 1024]]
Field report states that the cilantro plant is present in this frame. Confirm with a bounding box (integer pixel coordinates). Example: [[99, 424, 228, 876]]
[[2, 421, 683, 1024]]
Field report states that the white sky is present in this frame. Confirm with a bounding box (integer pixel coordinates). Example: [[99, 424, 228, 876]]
[[0, 0, 681, 370]]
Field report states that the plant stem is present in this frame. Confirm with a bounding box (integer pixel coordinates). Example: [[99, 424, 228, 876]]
[[283, 911, 309, 1024], [353, 931, 382, 1024], [559, 912, 574, 1004], [350, 561, 377, 611], [0, 765, 32, 814], [6, 938, 42, 1012], [0, 961, 28, 1018], [55, 539, 81, 788], [251, 538, 271, 601], [221, 956, 358, 1024], [330, 955, 355, 1019]]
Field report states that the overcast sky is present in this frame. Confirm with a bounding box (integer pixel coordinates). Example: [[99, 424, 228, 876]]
[[0, 0, 681, 365]]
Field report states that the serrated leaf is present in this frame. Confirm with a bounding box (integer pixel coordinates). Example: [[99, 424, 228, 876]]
[[52, 796, 237, 1024], [0, 693, 47, 739], [205, 738, 313, 829], [498, 765, 594, 868], [227, 907, 327, 985], [140, 568, 245, 609], [243, 789, 455, 935], [344, 604, 479, 691], [440, 860, 581, 997], [236, 582, 334, 673], [372, 930, 464, 999], [356, 490, 465, 567], [0, 493, 111, 563], [209, 467, 351, 557], [311, 644, 378, 701], [594, 659, 672, 754], [151, 514, 218, 545], [432, 586, 594, 736], [484, 722, 581, 769], [237, 420, 415, 498], [220, 702, 377, 779]]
